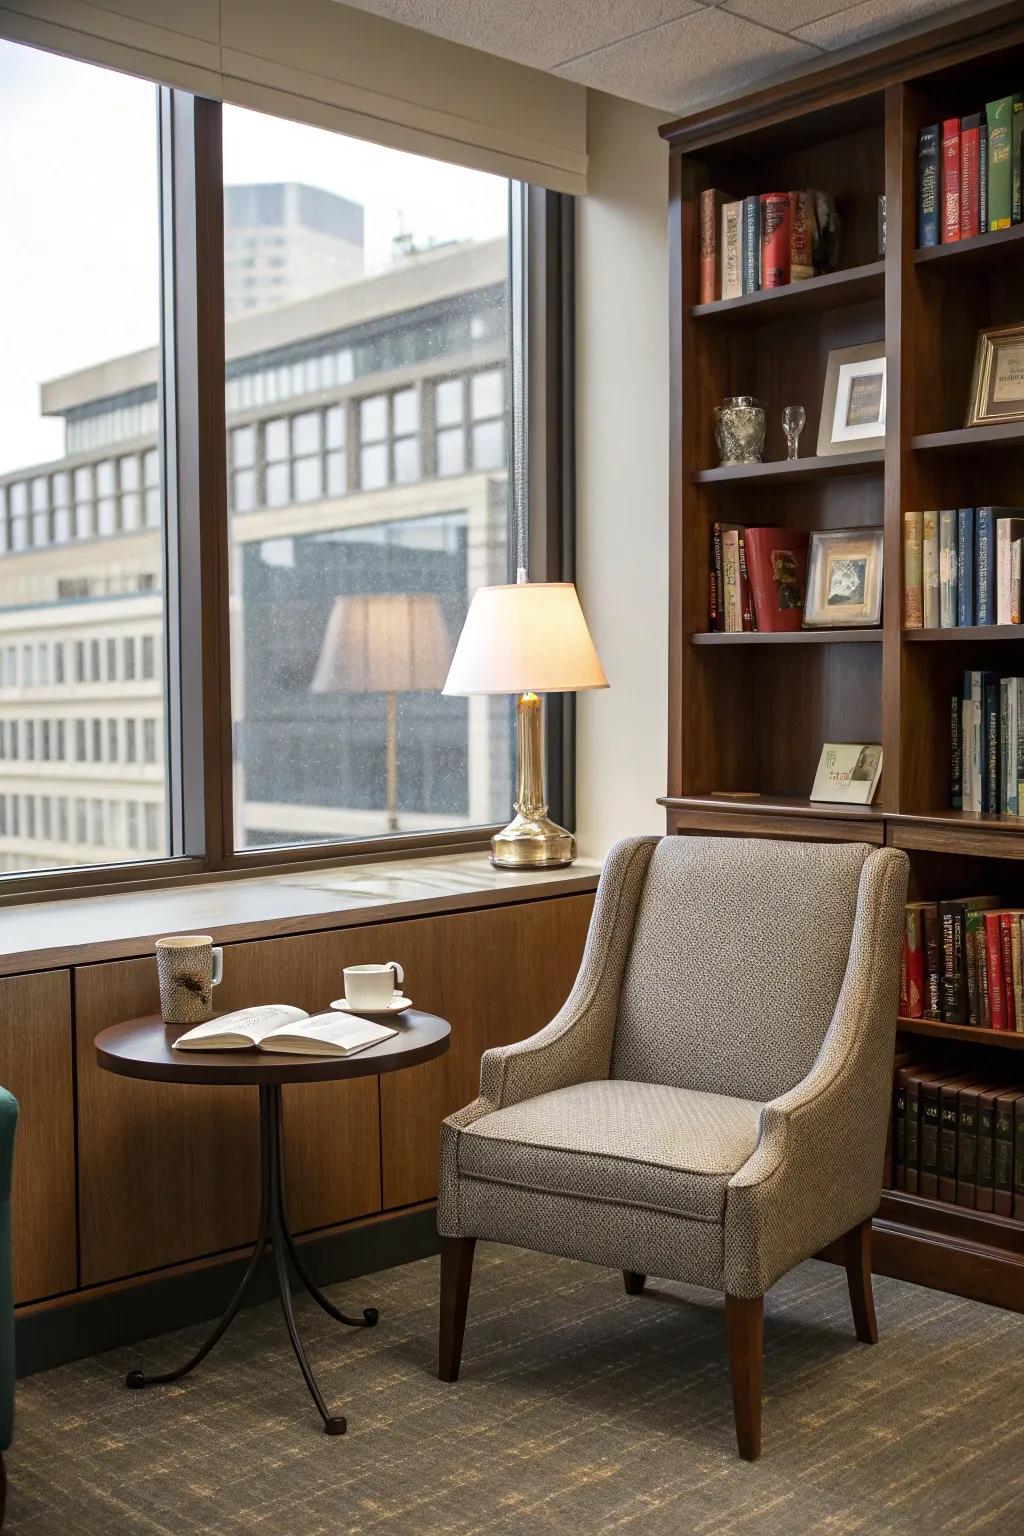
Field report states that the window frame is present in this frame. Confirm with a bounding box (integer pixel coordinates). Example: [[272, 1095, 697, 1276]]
[[0, 86, 574, 903]]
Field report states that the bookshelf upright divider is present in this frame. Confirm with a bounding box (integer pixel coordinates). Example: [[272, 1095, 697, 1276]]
[[660, 3, 1024, 1315]]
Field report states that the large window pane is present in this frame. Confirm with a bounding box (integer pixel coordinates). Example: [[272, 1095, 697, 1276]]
[[223, 106, 513, 848], [0, 42, 169, 875]]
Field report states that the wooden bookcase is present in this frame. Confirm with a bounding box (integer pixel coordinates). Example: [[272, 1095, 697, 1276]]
[[660, 3, 1024, 1314]]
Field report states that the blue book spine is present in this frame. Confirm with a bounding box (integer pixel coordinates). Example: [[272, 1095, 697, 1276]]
[[976, 507, 996, 624], [984, 672, 999, 815], [918, 124, 940, 246], [1000, 678, 1010, 815], [741, 196, 761, 294], [958, 508, 975, 626]]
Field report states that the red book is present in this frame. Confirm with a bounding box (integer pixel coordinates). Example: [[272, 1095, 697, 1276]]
[[985, 911, 1008, 1030], [759, 192, 791, 287], [960, 113, 982, 239], [743, 527, 809, 632], [941, 117, 961, 241], [788, 191, 814, 280], [904, 905, 926, 1019], [899, 934, 909, 1015], [1000, 912, 1017, 1032], [699, 188, 731, 304]]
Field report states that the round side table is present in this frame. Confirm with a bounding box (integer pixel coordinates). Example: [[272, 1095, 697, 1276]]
[[95, 1009, 451, 1435]]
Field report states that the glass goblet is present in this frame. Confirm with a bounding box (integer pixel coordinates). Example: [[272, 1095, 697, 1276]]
[[782, 405, 806, 460]]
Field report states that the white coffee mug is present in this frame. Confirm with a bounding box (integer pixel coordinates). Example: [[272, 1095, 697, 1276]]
[[343, 960, 404, 1012]]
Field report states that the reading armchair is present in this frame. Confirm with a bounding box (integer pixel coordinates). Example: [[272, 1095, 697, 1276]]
[[437, 835, 908, 1459]]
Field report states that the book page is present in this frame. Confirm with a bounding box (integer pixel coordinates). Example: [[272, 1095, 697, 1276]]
[[173, 1004, 308, 1049], [264, 1011, 396, 1055]]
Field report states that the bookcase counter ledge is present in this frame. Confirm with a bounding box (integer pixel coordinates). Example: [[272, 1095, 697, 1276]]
[[903, 624, 1024, 641], [897, 1014, 1024, 1049], [910, 423, 1024, 454], [694, 451, 883, 484], [689, 260, 885, 323], [692, 629, 881, 645], [913, 221, 1024, 269]]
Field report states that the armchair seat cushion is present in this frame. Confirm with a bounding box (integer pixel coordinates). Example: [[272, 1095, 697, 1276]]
[[457, 1079, 764, 1223]]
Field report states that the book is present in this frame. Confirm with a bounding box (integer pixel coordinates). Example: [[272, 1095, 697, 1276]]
[[1001, 911, 1018, 1031], [941, 117, 961, 241], [712, 521, 725, 627], [984, 672, 999, 813], [904, 903, 927, 1018], [699, 189, 732, 304], [976, 1085, 998, 1211], [996, 514, 1024, 624], [1014, 99, 1024, 225], [918, 123, 940, 246], [1013, 911, 1024, 1028], [1012, 540, 1022, 625], [975, 505, 995, 624], [985, 910, 1009, 1030], [1014, 678, 1024, 815], [956, 1083, 981, 1208], [950, 691, 963, 810], [759, 192, 790, 287], [741, 195, 761, 294], [1015, 1095, 1024, 1219], [738, 532, 754, 631], [172, 1004, 398, 1056], [980, 121, 989, 231], [960, 112, 982, 239], [978, 911, 992, 1027], [942, 896, 998, 1022], [965, 904, 988, 1027], [922, 510, 939, 628], [939, 1076, 972, 1202], [721, 201, 742, 299], [903, 510, 923, 628], [789, 190, 814, 280], [743, 526, 808, 632], [993, 1087, 1023, 1215], [957, 507, 974, 627], [922, 903, 942, 1017], [892, 1065, 909, 1189], [904, 1069, 925, 1194], [986, 95, 1021, 232], [810, 743, 882, 806], [939, 509, 958, 627], [919, 1073, 956, 1199], [708, 526, 719, 630], [722, 527, 743, 632]]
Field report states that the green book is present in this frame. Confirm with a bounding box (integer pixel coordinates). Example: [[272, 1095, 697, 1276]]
[[1013, 100, 1024, 225], [986, 95, 1022, 231]]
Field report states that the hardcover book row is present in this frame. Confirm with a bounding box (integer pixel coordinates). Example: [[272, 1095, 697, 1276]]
[[949, 672, 1024, 816], [698, 187, 839, 303], [902, 507, 1024, 628], [917, 93, 1023, 246], [890, 1059, 1024, 1217], [903, 897, 1024, 1030]]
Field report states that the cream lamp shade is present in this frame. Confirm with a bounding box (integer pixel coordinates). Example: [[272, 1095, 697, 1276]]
[[442, 582, 607, 696], [310, 593, 451, 695]]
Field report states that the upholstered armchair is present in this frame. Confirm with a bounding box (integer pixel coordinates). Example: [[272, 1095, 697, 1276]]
[[437, 835, 908, 1459]]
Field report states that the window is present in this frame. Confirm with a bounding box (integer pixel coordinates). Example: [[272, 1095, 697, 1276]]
[[0, 40, 170, 876]]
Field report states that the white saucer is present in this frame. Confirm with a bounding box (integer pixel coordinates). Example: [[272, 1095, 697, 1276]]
[[329, 994, 413, 1016]]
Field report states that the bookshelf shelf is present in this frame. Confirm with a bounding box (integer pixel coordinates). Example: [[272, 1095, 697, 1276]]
[[910, 422, 1024, 454], [662, 3, 1024, 1316], [902, 624, 1024, 642], [690, 261, 885, 324], [913, 221, 1024, 271], [692, 628, 881, 645], [694, 451, 883, 485], [896, 1015, 1024, 1049]]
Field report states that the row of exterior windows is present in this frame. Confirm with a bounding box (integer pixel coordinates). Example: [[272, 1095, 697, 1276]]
[[66, 400, 160, 455], [0, 635, 159, 690], [0, 450, 161, 552], [0, 715, 160, 766], [227, 369, 505, 512], [0, 792, 162, 852]]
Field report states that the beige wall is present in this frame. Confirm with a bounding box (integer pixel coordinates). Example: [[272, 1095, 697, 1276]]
[[574, 90, 669, 859]]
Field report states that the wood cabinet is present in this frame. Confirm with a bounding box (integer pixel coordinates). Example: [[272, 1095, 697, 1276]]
[[0, 971, 76, 1304]]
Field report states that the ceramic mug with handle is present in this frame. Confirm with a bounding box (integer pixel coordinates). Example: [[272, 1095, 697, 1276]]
[[156, 934, 224, 1024], [343, 960, 404, 1012]]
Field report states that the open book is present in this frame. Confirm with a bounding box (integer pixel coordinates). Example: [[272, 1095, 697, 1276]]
[[172, 1004, 397, 1057]]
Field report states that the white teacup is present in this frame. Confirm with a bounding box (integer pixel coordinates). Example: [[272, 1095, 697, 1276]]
[[343, 961, 404, 1012]]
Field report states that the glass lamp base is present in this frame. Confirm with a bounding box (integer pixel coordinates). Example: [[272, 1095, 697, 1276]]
[[490, 812, 576, 869]]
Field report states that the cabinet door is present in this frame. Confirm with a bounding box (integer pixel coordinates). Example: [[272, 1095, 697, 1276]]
[[379, 893, 594, 1208], [0, 971, 76, 1304]]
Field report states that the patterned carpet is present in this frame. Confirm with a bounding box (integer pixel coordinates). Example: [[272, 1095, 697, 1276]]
[[9, 1245, 1024, 1535]]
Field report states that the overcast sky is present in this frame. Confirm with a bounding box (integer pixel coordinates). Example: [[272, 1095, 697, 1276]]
[[0, 39, 507, 476]]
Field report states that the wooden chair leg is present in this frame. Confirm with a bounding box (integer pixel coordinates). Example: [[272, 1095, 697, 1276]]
[[842, 1217, 878, 1344], [623, 1271, 646, 1295], [724, 1293, 763, 1461], [438, 1236, 475, 1383]]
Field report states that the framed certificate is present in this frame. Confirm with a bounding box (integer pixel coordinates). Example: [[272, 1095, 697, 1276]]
[[966, 323, 1024, 427]]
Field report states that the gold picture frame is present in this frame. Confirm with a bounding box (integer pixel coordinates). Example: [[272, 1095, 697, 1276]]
[[802, 527, 883, 628], [966, 322, 1024, 427]]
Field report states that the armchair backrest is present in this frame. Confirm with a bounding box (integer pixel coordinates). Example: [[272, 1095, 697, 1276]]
[[611, 836, 875, 1102]]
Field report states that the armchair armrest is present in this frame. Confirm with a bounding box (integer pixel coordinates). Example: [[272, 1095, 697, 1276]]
[[724, 846, 908, 1297]]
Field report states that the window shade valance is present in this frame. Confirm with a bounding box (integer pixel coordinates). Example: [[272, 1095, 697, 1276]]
[[0, 0, 588, 193]]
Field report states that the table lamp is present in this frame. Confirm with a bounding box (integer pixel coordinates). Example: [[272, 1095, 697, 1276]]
[[311, 593, 451, 833], [443, 575, 607, 868]]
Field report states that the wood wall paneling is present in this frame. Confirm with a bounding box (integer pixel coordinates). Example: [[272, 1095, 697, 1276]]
[[0, 971, 76, 1304]]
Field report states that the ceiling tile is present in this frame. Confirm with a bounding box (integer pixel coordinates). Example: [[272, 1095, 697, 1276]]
[[553, 9, 821, 112], [722, 0, 865, 29], [335, 1, 706, 72], [793, 0, 973, 51]]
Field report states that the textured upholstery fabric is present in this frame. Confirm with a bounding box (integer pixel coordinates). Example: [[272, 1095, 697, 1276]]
[[0, 1087, 17, 1452], [613, 836, 871, 1101], [438, 836, 909, 1306], [458, 1080, 763, 1221]]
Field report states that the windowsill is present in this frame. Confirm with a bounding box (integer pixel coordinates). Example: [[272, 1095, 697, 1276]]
[[0, 851, 602, 978]]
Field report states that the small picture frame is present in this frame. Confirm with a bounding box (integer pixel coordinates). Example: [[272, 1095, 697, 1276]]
[[810, 743, 883, 806], [802, 527, 883, 628], [817, 341, 886, 456], [966, 322, 1024, 427]]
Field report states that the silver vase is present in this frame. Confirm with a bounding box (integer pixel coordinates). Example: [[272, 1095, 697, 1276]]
[[714, 396, 767, 465]]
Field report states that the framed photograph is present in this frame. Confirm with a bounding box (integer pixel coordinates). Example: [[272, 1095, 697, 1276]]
[[802, 526, 883, 628], [810, 743, 883, 806], [966, 322, 1024, 427], [816, 341, 886, 456]]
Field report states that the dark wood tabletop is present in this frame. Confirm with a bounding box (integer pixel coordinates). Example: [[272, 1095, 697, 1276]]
[[95, 1009, 451, 1086]]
